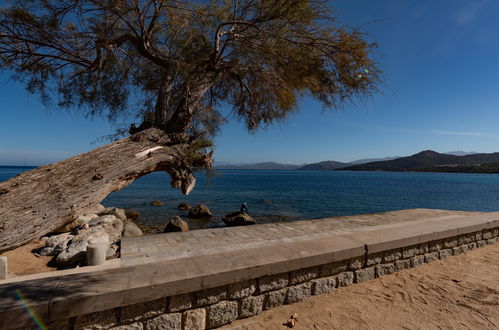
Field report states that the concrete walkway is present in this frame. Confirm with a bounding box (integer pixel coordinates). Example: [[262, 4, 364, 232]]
[[121, 209, 481, 266]]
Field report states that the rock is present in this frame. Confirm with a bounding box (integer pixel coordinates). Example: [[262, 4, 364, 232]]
[[187, 204, 212, 218], [222, 212, 256, 226], [53, 213, 98, 233], [125, 210, 140, 222], [163, 217, 189, 233], [177, 202, 191, 210], [88, 215, 124, 234], [37, 232, 74, 256], [150, 200, 164, 206], [98, 207, 127, 221], [123, 221, 143, 237], [106, 244, 119, 259], [56, 223, 121, 266]]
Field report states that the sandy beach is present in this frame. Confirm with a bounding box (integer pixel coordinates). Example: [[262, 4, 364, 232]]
[[224, 243, 499, 330]]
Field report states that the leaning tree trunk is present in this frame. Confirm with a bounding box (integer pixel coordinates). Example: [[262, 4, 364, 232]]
[[0, 128, 210, 253]]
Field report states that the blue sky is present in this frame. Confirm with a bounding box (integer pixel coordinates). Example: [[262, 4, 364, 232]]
[[2, 0, 499, 165]]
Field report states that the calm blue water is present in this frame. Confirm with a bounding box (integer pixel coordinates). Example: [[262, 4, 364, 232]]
[[2, 166, 499, 229]]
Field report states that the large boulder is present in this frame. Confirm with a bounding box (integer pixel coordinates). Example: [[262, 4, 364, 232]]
[[188, 204, 212, 218], [53, 213, 99, 233], [163, 217, 189, 233], [98, 207, 127, 221], [222, 212, 256, 227], [88, 215, 124, 234], [122, 221, 143, 237], [177, 202, 191, 210], [36, 232, 74, 256]]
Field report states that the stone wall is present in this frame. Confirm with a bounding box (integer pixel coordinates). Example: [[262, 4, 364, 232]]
[[23, 227, 498, 330]]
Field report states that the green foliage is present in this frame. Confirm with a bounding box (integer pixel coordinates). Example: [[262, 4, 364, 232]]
[[0, 0, 382, 138]]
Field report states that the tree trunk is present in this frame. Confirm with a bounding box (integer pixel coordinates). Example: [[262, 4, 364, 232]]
[[0, 128, 208, 253]]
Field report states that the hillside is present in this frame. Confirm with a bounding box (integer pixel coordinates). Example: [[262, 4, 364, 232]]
[[297, 161, 348, 171], [340, 150, 499, 172], [215, 162, 303, 170]]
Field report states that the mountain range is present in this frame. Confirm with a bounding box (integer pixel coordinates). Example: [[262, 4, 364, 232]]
[[214, 150, 499, 173]]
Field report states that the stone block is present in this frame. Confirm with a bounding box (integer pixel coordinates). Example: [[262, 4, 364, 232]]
[[467, 242, 477, 250], [401, 246, 418, 259], [206, 301, 238, 329], [482, 230, 493, 240], [375, 263, 395, 277], [183, 308, 206, 330], [145, 313, 181, 330], [286, 282, 312, 304], [452, 247, 462, 256], [196, 286, 227, 307], [366, 253, 382, 267], [473, 231, 483, 241], [477, 240, 487, 248], [264, 288, 287, 310], [289, 266, 319, 285], [418, 243, 429, 254], [335, 271, 354, 287], [228, 280, 256, 299], [74, 309, 118, 330], [424, 252, 439, 263], [259, 273, 289, 293], [439, 249, 453, 260], [410, 255, 425, 268], [382, 250, 401, 263], [320, 261, 347, 277], [461, 244, 470, 253], [348, 256, 364, 270], [458, 235, 473, 245], [429, 240, 443, 252], [238, 295, 264, 319], [443, 238, 457, 248], [168, 293, 194, 312], [311, 276, 336, 295], [487, 238, 497, 245], [121, 298, 166, 323], [110, 323, 143, 330], [394, 259, 411, 271], [354, 267, 375, 283], [0, 256, 6, 280]]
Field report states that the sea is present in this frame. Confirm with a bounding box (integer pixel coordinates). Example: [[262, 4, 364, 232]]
[[2, 166, 499, 230]]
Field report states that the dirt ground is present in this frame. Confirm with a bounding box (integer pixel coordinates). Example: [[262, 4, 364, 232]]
[[224, 243, 499, 330], [2, 239, 55, 277]]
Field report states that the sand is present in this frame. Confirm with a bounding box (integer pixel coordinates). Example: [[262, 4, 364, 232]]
[[2, 239, 55, 277], [224, 243, 499, 330]]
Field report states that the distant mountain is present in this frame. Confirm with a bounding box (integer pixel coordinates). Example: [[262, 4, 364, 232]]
[[445, 151, 479, 156], [347, 156, 400, 165], [215, 162, 303, 170], [297, 161, 348, 171], [340, 150, 499, 172]]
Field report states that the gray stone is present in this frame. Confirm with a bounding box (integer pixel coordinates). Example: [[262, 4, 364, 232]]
[[289, 266, 319, 285], [259, 273, 289, 293], [228, 280, 256, 299], [89, 215, 123, 233], [401, 247, 418, 259], [110, 323, 143, 330], [473, 231, 483, 241], [188, 204, 212, 218], [443, 238, 457, 248], [123, 221, 143, 237], [348, 257, 364, 270], [366, 253, 382, 267], [311, 276, 336, 295], [168, 293, 193, 312], [461, 244, 470, 253], [424, 252, 439, 263], [264, 288, 287, 310], [458, 235, 474, 245], [0, 256, 7, 280], [163, 217, 189, 233], [206, 301, 238, 329], [238, 295, 264, 318], [467, 242, 477, 250], [177, 202, 191, 210], [145, 313, 181, 330], [439, 249, 453, 259], [410, 255, 425, 267], [183, 308, 206, 330], [418, 243, 429, 254], [106, 244, 119, 258], [429, 240, 443, 252], [376, 263, 395, 277], [477, 240, 487, 248], [383, 250, 402, 262], [483, 230, 493, 240], [286, 282, 312, 304], [335, 271, 354, 287], [196, 286, 227, 307], [354, 267, 375, 283], [487, 238, 497, 245], [222, 212, 256, 227], [55, 214, 98, 233], [120, 298, 166, 323], [98, 207, 127, 221], [74, 309, 118, 330], [394, 259, 411, 271]]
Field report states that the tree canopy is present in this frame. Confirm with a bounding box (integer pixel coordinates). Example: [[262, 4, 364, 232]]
[[0, 0, 381, 142]]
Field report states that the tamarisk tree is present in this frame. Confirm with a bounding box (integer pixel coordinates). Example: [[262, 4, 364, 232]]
[[0, 0, 381, 251]]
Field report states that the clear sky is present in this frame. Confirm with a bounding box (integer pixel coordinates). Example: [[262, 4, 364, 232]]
[[1, 0, 499, 165]]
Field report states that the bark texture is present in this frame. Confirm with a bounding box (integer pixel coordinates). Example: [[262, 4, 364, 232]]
[[0, 128, 205, 253]]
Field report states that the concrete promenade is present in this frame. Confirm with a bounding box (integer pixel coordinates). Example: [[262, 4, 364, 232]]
[[122, 209, 480, 266]]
